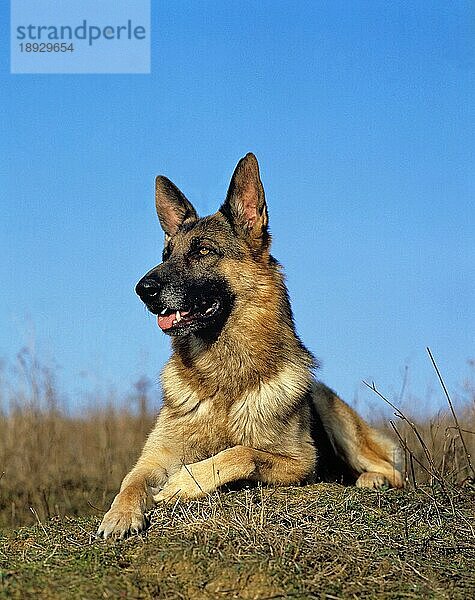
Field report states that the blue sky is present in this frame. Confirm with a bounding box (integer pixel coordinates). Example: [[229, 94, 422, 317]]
[[1, 1, 474, 416]]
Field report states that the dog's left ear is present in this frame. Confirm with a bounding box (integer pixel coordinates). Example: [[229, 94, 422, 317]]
[[220, 153, 269, 252]]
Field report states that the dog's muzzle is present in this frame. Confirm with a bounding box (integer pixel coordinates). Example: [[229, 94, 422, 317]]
[[135, 274, 232, 336]]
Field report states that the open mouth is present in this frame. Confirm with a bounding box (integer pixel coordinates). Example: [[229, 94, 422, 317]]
[[157, 298, 221, 333]]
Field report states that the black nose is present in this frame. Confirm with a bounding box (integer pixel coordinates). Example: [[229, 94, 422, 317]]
[[135, 277, 161, 302]]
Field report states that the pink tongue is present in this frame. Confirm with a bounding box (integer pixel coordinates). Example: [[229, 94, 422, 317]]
[[157, 313, 176, 331]]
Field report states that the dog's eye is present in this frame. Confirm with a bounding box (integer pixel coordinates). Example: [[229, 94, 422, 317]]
[[199, 247, 210, 256]]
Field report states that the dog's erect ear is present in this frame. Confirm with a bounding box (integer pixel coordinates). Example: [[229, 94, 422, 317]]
[[155, 176, 198, 239], [220, 153, 269, 250]]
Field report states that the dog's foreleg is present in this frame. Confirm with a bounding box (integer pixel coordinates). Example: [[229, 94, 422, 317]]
[[154, 444, 315, 502], [97, 459, 170, 539], [96, 466, 152, 539], [97, 420, 179, 539]]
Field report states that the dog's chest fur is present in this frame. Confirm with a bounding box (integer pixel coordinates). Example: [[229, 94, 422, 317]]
[[160, 358, 313, 461]]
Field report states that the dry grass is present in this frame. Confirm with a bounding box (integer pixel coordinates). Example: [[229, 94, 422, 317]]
[[0, 349, 156, 528]]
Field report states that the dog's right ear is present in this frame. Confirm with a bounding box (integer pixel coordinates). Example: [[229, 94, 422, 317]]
[[155, 176, 198, 241], [219, 153, 269, 253]]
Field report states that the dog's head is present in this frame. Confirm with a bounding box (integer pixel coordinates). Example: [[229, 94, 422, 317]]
[[136, 153, 271, 337]]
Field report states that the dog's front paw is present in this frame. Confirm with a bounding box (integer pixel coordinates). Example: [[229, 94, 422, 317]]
[[97, 503, 146, 539], [153, 466, 206, 502]]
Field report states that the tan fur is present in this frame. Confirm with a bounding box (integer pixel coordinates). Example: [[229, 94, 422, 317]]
[[98, 155, 403, 539]]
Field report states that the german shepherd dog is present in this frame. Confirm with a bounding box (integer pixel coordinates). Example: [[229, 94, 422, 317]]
[[98, 153, 402, 539]]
